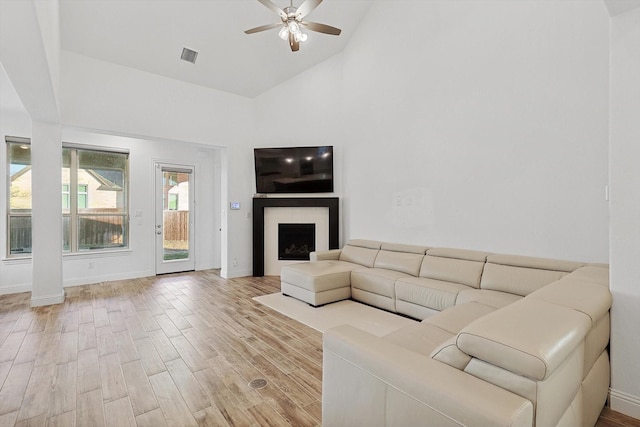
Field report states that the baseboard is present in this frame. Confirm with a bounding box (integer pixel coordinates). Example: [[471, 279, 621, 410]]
[[0, 284, 31, 295], [30, 290, 65, 307], [221, 268, 253, 279], [63, 269, 155, 288], [610, 387, 640, 419]]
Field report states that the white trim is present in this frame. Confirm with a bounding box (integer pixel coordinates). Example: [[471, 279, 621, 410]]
[[0, 284, 31, 295], [610, 387, 640, 419], [63, 269, 155, 288], [221, 268, 252, 279], [30, 290, 65, 307]]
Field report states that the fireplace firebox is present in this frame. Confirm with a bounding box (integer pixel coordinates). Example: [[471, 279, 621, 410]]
[[278, 223, 315, 261]]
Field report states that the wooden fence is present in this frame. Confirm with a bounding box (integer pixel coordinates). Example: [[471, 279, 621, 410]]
[[163, 210, 189, 242]]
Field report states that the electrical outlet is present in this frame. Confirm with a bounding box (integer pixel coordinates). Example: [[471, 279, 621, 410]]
[[232, 258, 238, 267], [88, 262, 94, 269]]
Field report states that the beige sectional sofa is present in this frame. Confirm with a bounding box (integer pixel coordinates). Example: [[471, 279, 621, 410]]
[[279, 240, 611, 427]]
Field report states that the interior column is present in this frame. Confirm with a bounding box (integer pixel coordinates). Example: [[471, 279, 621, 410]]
[[30, 120, 64, 306]]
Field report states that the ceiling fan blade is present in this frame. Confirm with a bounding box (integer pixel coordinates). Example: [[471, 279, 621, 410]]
[[256, 0, 286, 19], [301, 21, 342, 36], [289, 32, 300, 52], [296, 0, 322, 19], [244, 22, 283, 34]]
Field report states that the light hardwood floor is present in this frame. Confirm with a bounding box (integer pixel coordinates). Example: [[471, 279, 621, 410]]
[[0, 270, 637, 427]]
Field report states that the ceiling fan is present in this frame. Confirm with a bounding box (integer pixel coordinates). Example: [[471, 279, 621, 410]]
[[244, 0, 342, 52]]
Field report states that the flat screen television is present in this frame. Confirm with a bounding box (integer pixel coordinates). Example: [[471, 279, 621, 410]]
[[254, 146, 334, 194]]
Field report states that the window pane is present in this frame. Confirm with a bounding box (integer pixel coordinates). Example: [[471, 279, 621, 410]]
[[78, 150, 127, 214], [63, 215, 70, 252], [9, 216, 32, 255], [78, 215, 127, 251], [9, 143, 32, 211]]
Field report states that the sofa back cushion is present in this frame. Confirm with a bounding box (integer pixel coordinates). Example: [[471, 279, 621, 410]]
[[480, 254, 583, 297], [420, 248, 490, 288], [339, 239, 382, 268], [373, 243, 428, 276]]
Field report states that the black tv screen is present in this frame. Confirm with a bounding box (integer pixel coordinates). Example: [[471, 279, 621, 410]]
[[254, 146, 334, 194]]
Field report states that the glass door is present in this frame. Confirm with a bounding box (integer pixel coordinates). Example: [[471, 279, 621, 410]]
[[155, 163, 195, 274]]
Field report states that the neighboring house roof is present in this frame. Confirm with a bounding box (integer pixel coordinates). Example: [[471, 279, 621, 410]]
[[10, 165, 31, 181], [87, 169, 123, 191]]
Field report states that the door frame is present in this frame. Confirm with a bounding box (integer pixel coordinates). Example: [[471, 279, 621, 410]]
[[154, 162, 196, 275]]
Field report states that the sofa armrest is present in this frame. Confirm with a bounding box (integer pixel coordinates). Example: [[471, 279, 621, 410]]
[[323, 325, 533, 427], [310, 249, 341, 261], [457, 299, 591, 381]]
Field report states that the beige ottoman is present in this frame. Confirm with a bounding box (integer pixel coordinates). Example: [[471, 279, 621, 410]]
[[280, 261, 353, 306]]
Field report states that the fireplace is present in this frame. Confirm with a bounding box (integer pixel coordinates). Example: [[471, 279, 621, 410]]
[[278, 223, 315, 261], [253, 197, 339, 276]]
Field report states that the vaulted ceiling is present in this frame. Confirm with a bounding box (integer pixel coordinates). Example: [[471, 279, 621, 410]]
[[59, 0, 373, 98]]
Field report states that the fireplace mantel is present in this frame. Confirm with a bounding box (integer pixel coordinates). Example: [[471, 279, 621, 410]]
[[253, 197, 339, 277]]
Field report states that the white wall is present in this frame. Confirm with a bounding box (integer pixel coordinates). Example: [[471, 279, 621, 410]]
[[60, 51, 254, 278], [60, 129, 222, 286], [255, 0, 610, 263], [609, 6, 640, 419]]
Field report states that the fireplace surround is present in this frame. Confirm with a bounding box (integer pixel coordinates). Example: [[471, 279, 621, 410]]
[[253, 197, 339, 276]]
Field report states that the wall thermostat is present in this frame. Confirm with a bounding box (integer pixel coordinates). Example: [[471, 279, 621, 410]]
[[230, 202, 241, 210]]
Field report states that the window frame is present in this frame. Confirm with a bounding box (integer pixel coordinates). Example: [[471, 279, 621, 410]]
[[6, 137, 32, 258], [5, 137, 130, 258], [63, 143, 130, 253]]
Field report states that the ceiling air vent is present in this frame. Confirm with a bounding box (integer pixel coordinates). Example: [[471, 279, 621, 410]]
[[180, 47, 198, 64]]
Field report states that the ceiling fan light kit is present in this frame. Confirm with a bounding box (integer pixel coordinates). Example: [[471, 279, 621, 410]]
[[245, 0, 342, 52]]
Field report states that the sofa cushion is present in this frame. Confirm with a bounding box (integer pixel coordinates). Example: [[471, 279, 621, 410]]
[[480, 254, 584, 297], [395, 277, 469, 312], [339, 240, 382, 267], [419, 257, 485, 289], [351, 268, 412, 298], [280, 260, 360, 292], [374, 250, 425, 277], [383, 323, 453, 357], [528, 275, 612, 326], [422, 302, 497, 335], [456, 289, 522, 308], [457, 299, 592, 381], [381, 242, 429, 255]]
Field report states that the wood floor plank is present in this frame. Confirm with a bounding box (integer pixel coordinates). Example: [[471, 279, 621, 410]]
[[49, 361, 77, 416], [77, 389, 105, 427], [0, 412, 18, 427], [135, 407, 169, 427], [148, 329, 180, 362], [0, 362, 33, 416], [98, 353, 128, 403], [55, 331, 78, 364], [133, 337, 167, 376], [114, 330, 139, 364], [46, 410, 75, 427], [95, 326, 117, 357], [120, 360, 159, 416], [148, 371, 198, 427], [0, 331, 26, 363], [77, 348, 101, 394], [16, 363, 54, 421], [79, 305, 94, 324], [13, 332, 42, 366], [78, 322, 97, 352], [104, 396, 136, 427], [165, 358, 211, 413]]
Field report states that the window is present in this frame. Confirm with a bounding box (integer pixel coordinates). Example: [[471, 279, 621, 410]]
[[7, 140, 129, 256], [7, 139, 32, 256], [63, 146, 129, 252], [62, 184, 88, 209]]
